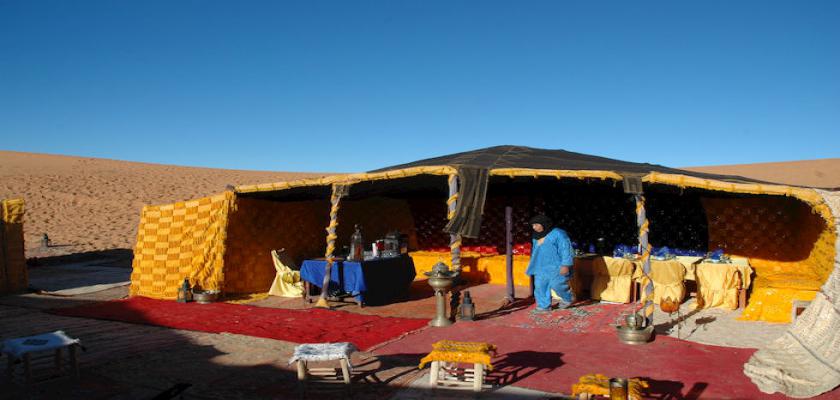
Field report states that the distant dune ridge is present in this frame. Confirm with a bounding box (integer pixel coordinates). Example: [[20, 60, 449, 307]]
[[0, 151, 328, 258], [683, 158, 840, 189], [1, 151, 837, 259]]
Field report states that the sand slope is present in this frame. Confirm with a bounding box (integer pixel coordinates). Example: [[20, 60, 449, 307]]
[[0, 151, 328, 258], [684, 158, 840, 189], [2, 151, 837, 259]]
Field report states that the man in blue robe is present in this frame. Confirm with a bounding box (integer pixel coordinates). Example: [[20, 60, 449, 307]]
[[526, 215, 575, 313]]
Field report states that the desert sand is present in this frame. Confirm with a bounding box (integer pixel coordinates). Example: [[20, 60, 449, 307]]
[[2, 150, 837, 260], [685, 158, 840, 189], [0, 151, 328, 259]]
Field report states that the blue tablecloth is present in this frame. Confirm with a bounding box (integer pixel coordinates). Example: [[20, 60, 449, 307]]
[[300, 255, 416, 305]]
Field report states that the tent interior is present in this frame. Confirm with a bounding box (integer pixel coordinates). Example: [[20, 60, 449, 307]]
[[129, 172, 834, 323]]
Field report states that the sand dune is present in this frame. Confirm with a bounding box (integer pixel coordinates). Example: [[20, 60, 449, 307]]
[[0, 151, 328, 258], [684, 158, 840, 189], [2, 150, 837, 260]]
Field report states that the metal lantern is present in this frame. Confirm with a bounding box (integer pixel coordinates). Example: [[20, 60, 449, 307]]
[[348, 224, 364, 261], [177, 278, 192, 303], [460, 290, 475, 321]]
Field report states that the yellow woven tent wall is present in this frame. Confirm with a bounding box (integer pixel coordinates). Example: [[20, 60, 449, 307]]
[[221, 196, 417, 295], [1, 199, 27, 295], [222, 198, 329, 294], [703, 196, 836, 322], [130, 192, 234, 299]]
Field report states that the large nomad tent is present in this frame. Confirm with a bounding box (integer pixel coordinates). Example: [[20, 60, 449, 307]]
[[129, 146, 840, 397]]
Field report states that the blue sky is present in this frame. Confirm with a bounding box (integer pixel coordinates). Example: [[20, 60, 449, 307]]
[[1, 1, 838, 172]]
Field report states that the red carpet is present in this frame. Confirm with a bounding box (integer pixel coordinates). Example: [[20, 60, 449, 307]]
[[374, 306, 840, 399], [50, 297, 428, 351]]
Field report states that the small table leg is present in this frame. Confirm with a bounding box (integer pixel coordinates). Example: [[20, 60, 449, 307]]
[[429, 361, 440, 386], [473, 363, 484, 392], [339, 358, 351, 384], [296, 360, 307, 396]]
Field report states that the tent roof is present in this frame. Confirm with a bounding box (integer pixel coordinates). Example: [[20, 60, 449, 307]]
[[235, 145, 826, 209], [371, 145, 764, 184]]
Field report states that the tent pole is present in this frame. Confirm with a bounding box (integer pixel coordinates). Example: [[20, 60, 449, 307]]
[[447, 174, 462, 275], [316, 184, 348, 308], [504, 206, 515, 304], [635, 194, 654, 327]]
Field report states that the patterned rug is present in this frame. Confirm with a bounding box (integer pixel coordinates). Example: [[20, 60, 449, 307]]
[[491, 301, 639, 333]]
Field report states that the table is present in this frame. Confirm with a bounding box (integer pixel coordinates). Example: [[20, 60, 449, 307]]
[[632, 258, 687, 304], [300, 255, 416, 306], [695, 258, 753, 310], [590, 257, 636, 303], [675, 256, 704, 281]]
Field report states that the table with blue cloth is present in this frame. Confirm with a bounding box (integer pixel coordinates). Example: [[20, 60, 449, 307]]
[[300, 254, 416, 306]]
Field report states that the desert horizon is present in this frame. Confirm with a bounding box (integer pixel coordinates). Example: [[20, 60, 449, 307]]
[[2, 149, 838, 259]]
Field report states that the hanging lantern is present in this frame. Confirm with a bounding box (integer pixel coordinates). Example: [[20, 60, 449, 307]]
[[177, 278, 192, 303], [460, 290, 475, 321]]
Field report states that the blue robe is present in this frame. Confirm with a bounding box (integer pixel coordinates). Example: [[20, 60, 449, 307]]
[[526, 228, 574, 309]]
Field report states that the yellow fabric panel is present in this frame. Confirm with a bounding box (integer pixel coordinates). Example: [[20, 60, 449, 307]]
[[675, 256, 703, 280], [223, 198, 328, 294], [633, 259, 686, 305], [571, 373, 649, 400], [268, 250, 303, 298], [2, 199, 25, 224], [703, 196, 834, 320], [411, 251, 487, 282], [590, 257, 636, 303], [418, 340, 496, 370], [694, 261, 752, 310], [740, 287, 818, 323], [1, 199, 27, 294], [477, 255, 531, 286], [130, 192, 234, 299]]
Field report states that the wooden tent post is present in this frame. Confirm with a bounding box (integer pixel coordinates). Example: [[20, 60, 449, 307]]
[[447, 174, 462, 274], [504, 206, 515, 304], [316, 184, 349, 308], [635, 194, 654, 326]]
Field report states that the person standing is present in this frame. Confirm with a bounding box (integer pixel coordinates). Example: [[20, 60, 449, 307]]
[[526, 214, 575, 313]]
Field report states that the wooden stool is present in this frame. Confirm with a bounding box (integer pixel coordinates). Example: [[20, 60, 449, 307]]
[[419, 340, 496, 392], [289, 342, 356, 393], [2, 331, 81, 387]]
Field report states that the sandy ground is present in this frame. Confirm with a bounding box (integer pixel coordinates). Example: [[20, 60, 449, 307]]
[[684, 158, 840, 189], [0, 151, 329, 258]]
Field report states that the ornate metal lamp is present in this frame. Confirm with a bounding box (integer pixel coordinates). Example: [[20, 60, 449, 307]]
[[425, 261, 458, 327]]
